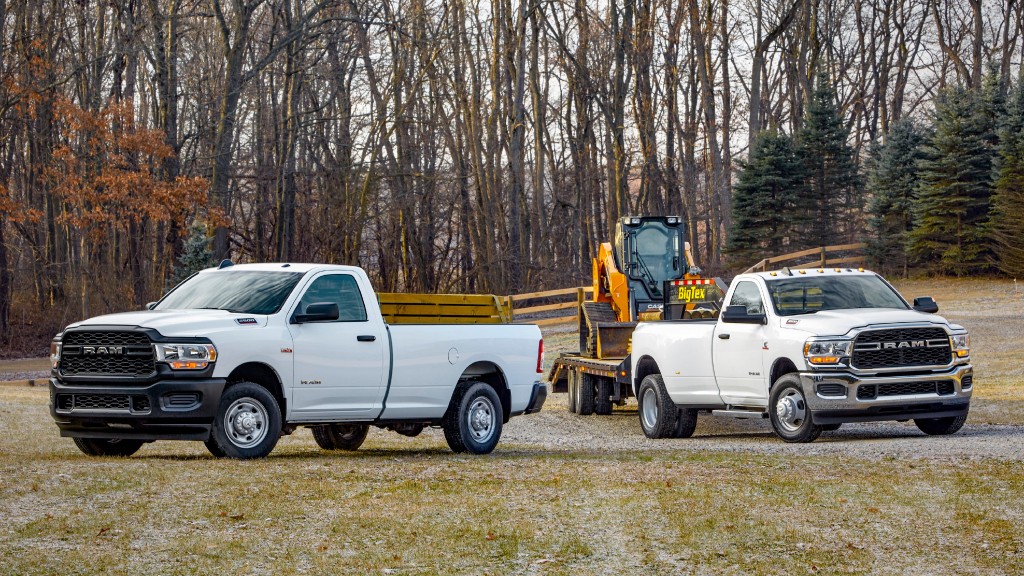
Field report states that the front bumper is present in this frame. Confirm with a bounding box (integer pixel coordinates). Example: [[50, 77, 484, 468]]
[[523, 382, 548, 415], [49, 377, 226, 441], [799, 364, 972, 425]]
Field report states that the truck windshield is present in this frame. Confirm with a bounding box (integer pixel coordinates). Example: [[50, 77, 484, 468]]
[[766, 275, 908, 316], [155, 271, 304, 315]]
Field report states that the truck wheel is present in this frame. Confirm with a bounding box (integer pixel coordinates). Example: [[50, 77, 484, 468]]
[[567, 370, 578, 414], [204, 439, 227, 457], [914, 415, 967, 435], [208, 382, 282, 459], [769, 375, 822, 443], [595, 377, 613, 415], [73, 438, 144, 457], [443, 381, 503, 455], [577, 373, 595, 416], [637, 374, 679, 439], [674, 408, 698, 438], [312, 424, 369, 450]]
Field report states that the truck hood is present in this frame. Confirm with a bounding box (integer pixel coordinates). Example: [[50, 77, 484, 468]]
[[777, 308, 957, 337], [64, 309, 269, 337]]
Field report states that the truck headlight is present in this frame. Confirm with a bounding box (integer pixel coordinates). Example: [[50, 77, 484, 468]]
[[155, 343, 218, 370], [803, 338, 852, 366], [50, 337, 62, 369], [950, 332, 970, 359]]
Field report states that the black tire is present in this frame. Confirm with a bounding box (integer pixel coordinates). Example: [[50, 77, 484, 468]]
[[822, 423, 842, 432], [637, 374, 679, 439], [73, 437, 144, 457], [769, 374, 822, 443], [595, 377, 613, 415], [312, 424, 369, 450], [443, 381, 503, 455], [208, 382, 282, 459], [674, 408, 698, 438], [914, 414, 967, 435], [577, 373, 595, 416], [567, 370, 578, 414], [204, 439, 227, 457]]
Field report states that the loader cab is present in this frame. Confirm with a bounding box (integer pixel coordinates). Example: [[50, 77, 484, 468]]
[[614, 216, 689, 320]]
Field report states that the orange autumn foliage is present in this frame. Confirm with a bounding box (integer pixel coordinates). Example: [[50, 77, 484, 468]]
[[45, 98, 213, 239]]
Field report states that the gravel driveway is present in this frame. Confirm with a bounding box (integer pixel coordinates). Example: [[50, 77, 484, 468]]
[[501, 392, 1024, 462]]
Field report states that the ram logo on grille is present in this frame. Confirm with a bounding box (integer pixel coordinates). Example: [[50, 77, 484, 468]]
[[882, 340, 926, 349], [82, 346, 126, 355]]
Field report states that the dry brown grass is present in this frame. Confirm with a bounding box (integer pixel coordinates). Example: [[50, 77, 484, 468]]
[[0, 277, 1022, 574]]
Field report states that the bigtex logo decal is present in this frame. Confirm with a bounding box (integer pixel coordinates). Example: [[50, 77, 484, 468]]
[[677, 287, 707, 301]]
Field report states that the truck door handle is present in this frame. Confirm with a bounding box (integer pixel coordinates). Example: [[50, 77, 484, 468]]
[[718, 334, 730, 340], [357, 335, 376, 342]]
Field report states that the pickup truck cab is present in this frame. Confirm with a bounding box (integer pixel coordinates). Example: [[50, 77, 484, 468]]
[[49, 263, 546, 458], [630, 268, 972, 442]]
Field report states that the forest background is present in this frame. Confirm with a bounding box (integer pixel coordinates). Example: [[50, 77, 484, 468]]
[[0, 0, 1023, 356]]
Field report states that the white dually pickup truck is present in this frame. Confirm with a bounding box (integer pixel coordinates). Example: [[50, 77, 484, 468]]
[[631, 269, 973, 442], [49, 263, 546, 458]]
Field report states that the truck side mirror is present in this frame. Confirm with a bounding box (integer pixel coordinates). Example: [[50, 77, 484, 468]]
[[721, 305, 766, 325], [913, 296, 939, 313], [292, 302, 340, 323]]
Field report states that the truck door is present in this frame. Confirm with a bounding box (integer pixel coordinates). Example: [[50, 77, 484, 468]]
[[712, 280, 769, 407], [287, 273, 386, 419]]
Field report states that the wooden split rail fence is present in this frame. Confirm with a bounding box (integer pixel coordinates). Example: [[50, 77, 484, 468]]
[[379, 244, 867, 327]]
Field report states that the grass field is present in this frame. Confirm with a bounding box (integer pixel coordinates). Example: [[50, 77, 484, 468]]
[[1, 277, 1022, 575]]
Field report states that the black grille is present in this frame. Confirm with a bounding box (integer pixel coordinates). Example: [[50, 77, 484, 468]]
[[961, 375, 973, 390], [60, 331, 155, 377], [853, 328, 951, 369], [55, 393, 151, 412], [857, 381, 954, 400], [816, 383, 847, 397]]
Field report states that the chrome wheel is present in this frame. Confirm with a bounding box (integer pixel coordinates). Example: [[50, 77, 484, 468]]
[[774, 388, 808, 433], [466, 396, 496, 444], [641, 387, 659, 431], [224, 398, 269, 449]]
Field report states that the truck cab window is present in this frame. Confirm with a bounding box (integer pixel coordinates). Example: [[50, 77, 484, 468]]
[[299, 274, 367, 321], [728, 281, 764, 315]]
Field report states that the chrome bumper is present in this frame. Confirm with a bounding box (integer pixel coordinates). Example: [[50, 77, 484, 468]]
[[798, 364, 973, 425]]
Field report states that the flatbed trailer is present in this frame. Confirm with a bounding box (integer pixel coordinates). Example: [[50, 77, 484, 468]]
[[547, 354, 631, 416]]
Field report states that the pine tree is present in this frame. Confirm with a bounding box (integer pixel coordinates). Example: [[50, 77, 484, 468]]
[[798, 72, 863, 248], [909, 85, 995, 275], [166, 222, 216, 290], [989, 78, 1024, 276], [727, 131, 808, 266], [865, 119, 928, 277]]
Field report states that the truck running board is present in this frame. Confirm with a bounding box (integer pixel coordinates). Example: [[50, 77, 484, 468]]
[[711, 409, 768, 419]]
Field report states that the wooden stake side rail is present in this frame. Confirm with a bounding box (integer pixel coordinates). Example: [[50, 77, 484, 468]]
[[377, 293, 512, 324]]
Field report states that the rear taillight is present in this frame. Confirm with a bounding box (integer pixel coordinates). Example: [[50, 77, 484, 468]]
[[536, 339, 544, 373]]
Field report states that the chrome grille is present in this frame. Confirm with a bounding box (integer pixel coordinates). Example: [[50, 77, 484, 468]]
[[60, 331, 155, 377], [853, 327, 951, 369]]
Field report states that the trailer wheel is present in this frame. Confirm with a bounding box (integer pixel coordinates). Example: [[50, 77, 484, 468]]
[[914, 415, 967, 436], [637, 374, 679, 439], [595, 377, 613, 415], [443, 381, 503, 454], [769, 374, 822, 443], [567, 370, 579, 414], [577, 373, 595, 416], [72, 438, 144, 457]]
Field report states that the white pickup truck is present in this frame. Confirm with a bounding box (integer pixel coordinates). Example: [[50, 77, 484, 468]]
[[631, 269, 973, 442], [49, 263, 546, 458]]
